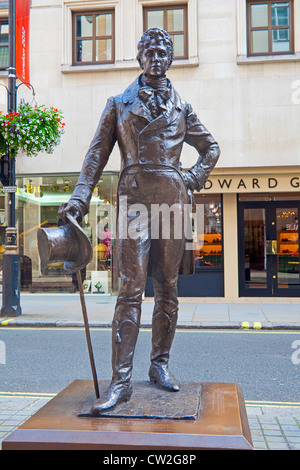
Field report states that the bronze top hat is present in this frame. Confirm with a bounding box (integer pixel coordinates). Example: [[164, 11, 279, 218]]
[[37, 213, 93, 273]]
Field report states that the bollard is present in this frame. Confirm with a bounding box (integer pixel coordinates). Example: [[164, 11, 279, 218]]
[[1, 227, 22, 317]]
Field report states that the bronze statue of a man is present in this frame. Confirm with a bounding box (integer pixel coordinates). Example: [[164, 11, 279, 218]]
[[59, 28, 220, 415]]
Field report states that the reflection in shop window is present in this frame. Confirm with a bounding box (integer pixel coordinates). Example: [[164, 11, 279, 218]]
[[193, 194, 223, 271], [11, 173, 118, 295]]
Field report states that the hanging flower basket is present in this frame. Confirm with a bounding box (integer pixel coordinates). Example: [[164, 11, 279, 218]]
[[0, 100, 65, 158]]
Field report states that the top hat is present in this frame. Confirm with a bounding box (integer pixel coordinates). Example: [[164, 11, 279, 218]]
[[37, 213, 93, 273]]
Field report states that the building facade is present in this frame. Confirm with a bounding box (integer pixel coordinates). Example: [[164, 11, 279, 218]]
[[0, 0, 300, 298]]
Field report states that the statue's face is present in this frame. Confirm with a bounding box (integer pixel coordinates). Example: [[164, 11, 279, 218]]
[[140, 41, 169, 78]]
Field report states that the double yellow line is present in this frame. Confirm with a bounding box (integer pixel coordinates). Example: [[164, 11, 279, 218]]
[[0, 391, 299, 409], [245, 400, 300, 408]]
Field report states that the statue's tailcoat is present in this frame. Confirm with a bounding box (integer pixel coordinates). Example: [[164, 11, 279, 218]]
[[71, 75, 220, 276]]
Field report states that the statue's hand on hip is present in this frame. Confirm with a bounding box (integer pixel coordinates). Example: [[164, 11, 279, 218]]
[[182, 170, 198, 192]]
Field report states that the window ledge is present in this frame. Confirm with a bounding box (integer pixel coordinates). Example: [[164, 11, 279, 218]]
[[237, 52, 300, 65], [61, 57, 199, 74]]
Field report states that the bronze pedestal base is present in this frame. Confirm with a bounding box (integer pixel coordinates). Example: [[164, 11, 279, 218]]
[[2, 380, 253, 450]]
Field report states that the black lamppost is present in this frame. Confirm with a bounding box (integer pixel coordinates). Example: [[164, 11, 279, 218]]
[[1, 0, 21, 317]]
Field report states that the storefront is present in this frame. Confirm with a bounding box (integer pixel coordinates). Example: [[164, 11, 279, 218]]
[[0, 171, 224, 298], [0, 173, 119, 296], [1, 167, 300, 299], [201, 167, 300, 299]]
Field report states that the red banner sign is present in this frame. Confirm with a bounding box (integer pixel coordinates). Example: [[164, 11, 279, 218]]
[[16, 0, 30, 87]]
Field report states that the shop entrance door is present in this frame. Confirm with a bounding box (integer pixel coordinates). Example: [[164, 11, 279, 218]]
[[239, 201, 300, 296]]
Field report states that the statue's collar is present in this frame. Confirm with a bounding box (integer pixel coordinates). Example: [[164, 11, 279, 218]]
[[122, 74, 181, 110]]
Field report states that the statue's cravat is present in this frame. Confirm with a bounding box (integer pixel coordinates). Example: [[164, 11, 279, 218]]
[[138, 75, 171, 118]]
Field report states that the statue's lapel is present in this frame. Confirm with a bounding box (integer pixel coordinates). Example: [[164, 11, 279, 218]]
[[122, 76, 182, 133], [140, 87, 182, 135], [122, 77, 151, 123]]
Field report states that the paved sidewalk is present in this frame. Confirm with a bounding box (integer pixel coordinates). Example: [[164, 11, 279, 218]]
[[1, 293, 300, 329], [0, 392, 300, 450]]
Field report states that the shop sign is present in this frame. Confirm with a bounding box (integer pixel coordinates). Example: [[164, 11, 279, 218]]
[[201, 174, 300, 193], [0, 184, 101, 195], [0, 184, 72, 195], [2, 186, 17, 193]]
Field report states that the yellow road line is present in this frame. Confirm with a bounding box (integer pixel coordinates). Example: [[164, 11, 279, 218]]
[[0, 319, 14, 326], [0, 391, 299, 408], [245, 400, 300, 408], [0, 391, 56, 398]]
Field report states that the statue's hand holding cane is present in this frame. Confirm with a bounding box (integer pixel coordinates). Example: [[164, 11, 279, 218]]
[[58, 199, 86, 225]]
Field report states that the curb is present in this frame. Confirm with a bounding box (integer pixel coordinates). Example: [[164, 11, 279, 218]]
[[1, 319, 300, 329]]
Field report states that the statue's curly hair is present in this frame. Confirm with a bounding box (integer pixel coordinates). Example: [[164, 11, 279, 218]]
[[137, 28, 174, 70]]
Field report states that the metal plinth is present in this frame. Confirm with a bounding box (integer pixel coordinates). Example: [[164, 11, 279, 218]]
[[2, 380, 253, 450]]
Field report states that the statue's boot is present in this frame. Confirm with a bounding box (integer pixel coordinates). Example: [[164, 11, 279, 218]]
[[91, 318, 139, 415], [149, 310, 180, 392]]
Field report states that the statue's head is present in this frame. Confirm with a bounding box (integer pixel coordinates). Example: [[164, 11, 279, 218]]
[[137, 28, 174, 72]]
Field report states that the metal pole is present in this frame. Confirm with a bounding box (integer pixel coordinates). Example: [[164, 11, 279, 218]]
[[8, 0, 17, 112], [76, 271, 100, 399], [8, 0, 17, 220], [1, 0, 21, 317]]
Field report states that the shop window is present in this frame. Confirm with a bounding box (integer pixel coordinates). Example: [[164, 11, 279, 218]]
[[13, 173, 118, 295], [143, 4, 188, 59], [0, 19, 8, 69], [72, 10, 115, 65], [247, 1, 294, 56], [193, 194, 223, 271]]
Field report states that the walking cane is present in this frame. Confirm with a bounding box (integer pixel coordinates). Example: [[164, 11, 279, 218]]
[[37, 212, 100, 400], [76, 270, 100, 399]]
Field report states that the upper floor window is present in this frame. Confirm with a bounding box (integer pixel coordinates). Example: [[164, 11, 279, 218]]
[[72, 10, 115, 65], [143, 4, 188, 59], [247, 1, 294, 56], [0, 19, 8, 69]]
